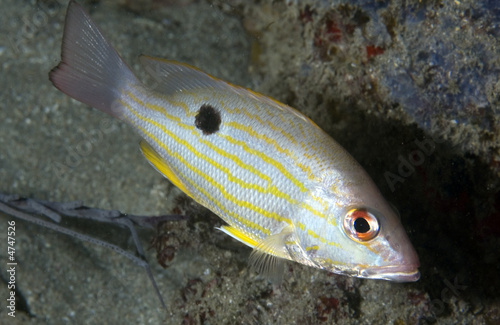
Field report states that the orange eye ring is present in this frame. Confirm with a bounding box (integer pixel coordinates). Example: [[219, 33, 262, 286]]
[[343, 208, 380, 242]]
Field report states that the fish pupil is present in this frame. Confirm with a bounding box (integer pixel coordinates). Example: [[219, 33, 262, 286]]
[[195, 104, 221, 135], [354, 217, 370, 233]]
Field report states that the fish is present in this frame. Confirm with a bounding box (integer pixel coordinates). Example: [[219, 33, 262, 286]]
[[49, 1, 419, 282]]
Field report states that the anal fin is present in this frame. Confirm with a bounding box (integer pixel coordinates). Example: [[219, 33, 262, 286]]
[[218, 225, 259, 248], [139, 141, 192, 198]]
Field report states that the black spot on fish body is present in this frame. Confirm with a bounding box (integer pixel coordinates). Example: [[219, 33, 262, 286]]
[[195, 104, 221, 135]]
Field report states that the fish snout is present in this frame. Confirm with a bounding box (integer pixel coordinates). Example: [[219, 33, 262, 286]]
[[371, 230, 420, 282]]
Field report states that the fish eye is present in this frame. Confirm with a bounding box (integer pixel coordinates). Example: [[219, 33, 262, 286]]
[[343, 208, 380, 242]]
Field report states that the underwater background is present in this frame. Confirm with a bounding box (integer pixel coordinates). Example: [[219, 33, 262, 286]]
[[0, 0, 499, 324]]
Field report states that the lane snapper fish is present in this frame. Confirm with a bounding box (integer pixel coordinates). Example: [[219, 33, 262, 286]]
[[49, 1, 419, 282]]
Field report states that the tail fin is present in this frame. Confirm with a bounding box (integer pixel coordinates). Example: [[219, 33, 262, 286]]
[[49, 1, 138, 119]]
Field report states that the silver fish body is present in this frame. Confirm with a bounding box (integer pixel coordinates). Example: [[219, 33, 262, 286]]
[[50, 1, 419, 282]]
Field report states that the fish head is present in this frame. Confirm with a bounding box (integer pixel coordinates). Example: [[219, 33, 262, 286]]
[[310, 171, 420, 282], [337, 206, 420, 282]]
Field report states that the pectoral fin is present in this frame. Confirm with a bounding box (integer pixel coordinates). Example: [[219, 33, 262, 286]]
[[249, 225, 294, 284], [219, 224, 293, 284]]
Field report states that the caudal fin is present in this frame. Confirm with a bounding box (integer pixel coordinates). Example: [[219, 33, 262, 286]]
[[49, 1, 138, 118]]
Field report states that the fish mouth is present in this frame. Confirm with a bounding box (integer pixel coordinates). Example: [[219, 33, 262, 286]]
[[359, 264, 420, 282]]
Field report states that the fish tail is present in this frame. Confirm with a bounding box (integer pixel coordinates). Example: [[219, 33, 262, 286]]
[[49, 1, 138, 119]]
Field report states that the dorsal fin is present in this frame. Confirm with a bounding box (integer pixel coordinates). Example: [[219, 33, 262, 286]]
[[139, 55, 231, 95], [138, 55, 318, 128]]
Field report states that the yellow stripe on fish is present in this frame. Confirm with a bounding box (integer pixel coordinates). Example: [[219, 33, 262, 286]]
[[49, 1, 420, 282]]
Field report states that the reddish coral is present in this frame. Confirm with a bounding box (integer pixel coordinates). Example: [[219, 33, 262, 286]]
[[299, 5, 315, 24], [366, 45, 385, 59], [316, 296, 340, 322], [314, 17, 344, 49], [407, 291, 428, 306]]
